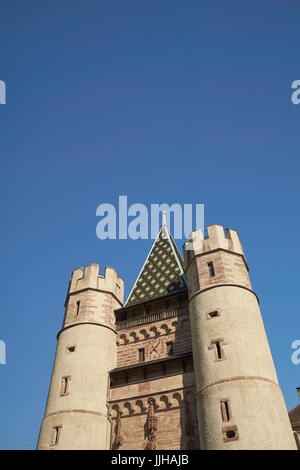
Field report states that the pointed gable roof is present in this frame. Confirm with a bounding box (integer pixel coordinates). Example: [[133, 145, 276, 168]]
[[125, 221, 187, 307]]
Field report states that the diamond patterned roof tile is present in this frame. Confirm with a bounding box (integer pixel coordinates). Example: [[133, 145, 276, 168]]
[[125, 224, 187, 306]]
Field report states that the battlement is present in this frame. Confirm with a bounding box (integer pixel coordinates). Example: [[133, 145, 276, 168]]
[[183, 224, 245, 269], [68, 263, 124, 304]]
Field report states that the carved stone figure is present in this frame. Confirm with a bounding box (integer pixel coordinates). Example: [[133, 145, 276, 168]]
[[112, 411, 123, 449], [146, 399, 158, 450]]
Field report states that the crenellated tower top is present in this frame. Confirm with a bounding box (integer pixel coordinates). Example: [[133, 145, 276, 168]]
[[183, 224, 246, 270], [68, 263, 124, 304]]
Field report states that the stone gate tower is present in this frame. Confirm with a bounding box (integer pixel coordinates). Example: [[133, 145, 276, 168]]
[[183, 225, 296, 450], [37, 222, 296, 450], [37, 264, 124, 450]]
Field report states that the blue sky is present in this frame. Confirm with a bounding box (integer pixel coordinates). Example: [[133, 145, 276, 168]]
[[0, 1, 299, 449]]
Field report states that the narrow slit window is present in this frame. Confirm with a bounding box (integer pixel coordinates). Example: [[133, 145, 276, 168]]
[[60, 376, 70, 396], [51, 426, 61, 446], [66, 346, 76, 353], [220, 400, 231, 422], [208, 339, 226, 361], [216, 341, 222, 360], [208, 262, 215, 277], [76, 301, 80, 315], [166, 342, 174, 356], [138, 348, 145, 362]]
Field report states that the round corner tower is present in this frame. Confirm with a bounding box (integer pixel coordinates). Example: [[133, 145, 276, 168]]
[[37, 264, 124, 450], [183, 224, 296, 450]]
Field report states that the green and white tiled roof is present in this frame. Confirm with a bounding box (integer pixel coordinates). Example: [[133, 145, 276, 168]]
[[125, 223, 187, 307]]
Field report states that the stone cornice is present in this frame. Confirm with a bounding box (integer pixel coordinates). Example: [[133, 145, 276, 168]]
[[188, 283, 260, 305]]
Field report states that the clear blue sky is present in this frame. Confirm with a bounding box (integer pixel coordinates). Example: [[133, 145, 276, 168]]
[[0, 1, 299, 449]]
